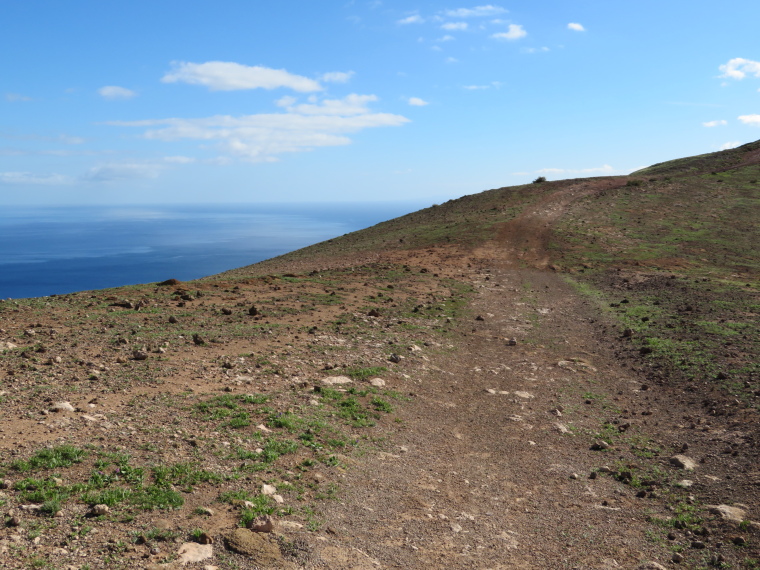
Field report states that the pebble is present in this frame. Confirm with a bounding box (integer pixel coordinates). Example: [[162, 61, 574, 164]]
[[52, 401, 75, 412], [670, 455, 697, 470], [708, 504, 747, 523], [177, 542, 213, 564], [321, 376, 352, 385], [89, 504, 110, 516]]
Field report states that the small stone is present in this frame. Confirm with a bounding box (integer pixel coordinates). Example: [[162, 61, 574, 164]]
[[708, 504, 747, 523], [672, 553, 684, 563], [676, 479, 694, 488], [591, 440, 611, 450], [389, 353, 401, 363], [248, 515, 276, 533], [261, 484, 276, 496], [670, 455, 697, 470], [177, 542, 213, 564], [89, 504, 110, 516], [637, 563, 667, 570], [198, 507, 215, 516], [192, 334, 206, 346], [52, 401, 76, 412], [506, 338, 517, 346], [570, 473, 579, 480], [321, 376, 352, 385], [732, 536, 746, 546], [367, 309, 381, 317], [132, 350, 149, 361], [248, 306, 259, 316], [691, 540, 706, 549], [168, 316, 178, 324], [369, 378, 386, 387], [222, 308, 233, 315]]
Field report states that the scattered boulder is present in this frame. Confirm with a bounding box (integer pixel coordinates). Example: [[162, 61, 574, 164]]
[[52, 401, 75, 412], [321, 376, 352, 386], [177, 542, 213, 564], [670, 455, 697, 470], [248, 514, 276, 533], [89, 504, 110, 516], [708, 504, 747, 523], [369, 378, 386, 387], [132, 350, 149, 360]]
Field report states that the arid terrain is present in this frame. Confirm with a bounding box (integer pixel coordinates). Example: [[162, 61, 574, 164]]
[[1, 141, 758, 569]]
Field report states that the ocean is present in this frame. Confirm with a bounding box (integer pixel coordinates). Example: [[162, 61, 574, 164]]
[[0, 202, 421, 299]]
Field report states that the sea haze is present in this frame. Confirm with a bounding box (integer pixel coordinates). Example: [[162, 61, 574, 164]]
[[0, 202, 421, 299]]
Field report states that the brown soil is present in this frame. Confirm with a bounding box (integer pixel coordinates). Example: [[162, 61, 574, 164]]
[[0, 182, 758, 569]]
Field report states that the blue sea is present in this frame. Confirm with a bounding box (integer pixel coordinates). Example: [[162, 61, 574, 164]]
[[0, 203, 421, 299]]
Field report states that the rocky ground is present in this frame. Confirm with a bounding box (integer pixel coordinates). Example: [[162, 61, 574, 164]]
[[0, 172, 758, 569]]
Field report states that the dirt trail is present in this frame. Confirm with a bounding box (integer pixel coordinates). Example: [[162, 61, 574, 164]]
[[306, 184, 668, 568], [308, 182, 758, 569]]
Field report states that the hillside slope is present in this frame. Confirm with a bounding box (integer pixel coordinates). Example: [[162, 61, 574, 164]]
[[0, 141, 758, 569]]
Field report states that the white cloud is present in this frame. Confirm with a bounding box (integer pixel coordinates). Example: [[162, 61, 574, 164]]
[[534, 164, 629, 176], [719, 141, 741, 150], [522, 46, 549, 54], [98, 86, 137, 100], [0, 171, 73, 185], [719, 58, 760, 80], [276, 93, 380, 116], [446, 57, 459, 64], [444, 5, 507, 18], [738, 114, 760, 126], [163, 156, 196, 164], [107, 94, 409, 163], [161, 61, 323, 93], [408, 97, 429, 106], [83, 162, 163, 182], [567, 22, 585, 32], [442, 22, 468, 31], [463, 81, 502, 90], [397, 14, 424, 24], [5, 93, 32, 102], [321, 71, 354, 83], [702, 120, 727, 127], [437, 35, 455, 42], [491, 24, 527, 40]]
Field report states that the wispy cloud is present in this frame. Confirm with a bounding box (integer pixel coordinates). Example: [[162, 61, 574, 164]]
[[5, 93, 32, 102], [442, 22, 468, 31], [491, 24, 527, 41], [444, 5, 507, 18], [98, 86, 137, 100], [398, 14, 424, 25], [0, 171, 74, 185], [738, 114, 760, 126], [567, 22, 585, 32], [463, 81, 502, 90], [321, 71, 355, 83], [521, 46, 549, 54], [106, 94, 409, 163], [408, 97, 429, 106], [719, 141, 741, 150], [719, 58, 760, 80], [82, 162, 163, 182], [161, 61, 323, 93], [703, 120, 727, 127], [532, 164, 630, 176]]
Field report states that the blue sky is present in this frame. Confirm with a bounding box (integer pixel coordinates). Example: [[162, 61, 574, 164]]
[[2, 0, 759, 205]]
